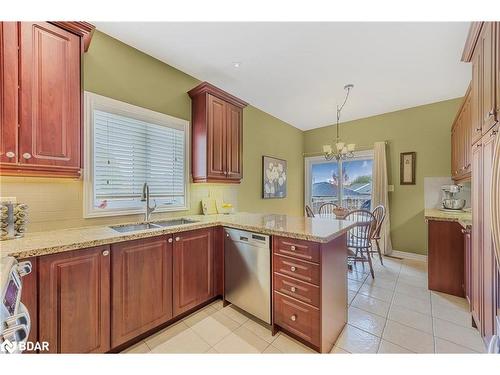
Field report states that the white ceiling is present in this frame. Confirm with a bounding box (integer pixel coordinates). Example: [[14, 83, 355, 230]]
[[94, 22, 471, 131]]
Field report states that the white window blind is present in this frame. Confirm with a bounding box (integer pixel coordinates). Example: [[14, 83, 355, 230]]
[[84, 92, 189, 217]]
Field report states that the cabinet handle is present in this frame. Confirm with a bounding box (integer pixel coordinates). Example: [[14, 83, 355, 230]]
[[290, 314, 297, 322], [22, 152, 32, 160], [290, 266, 296, 272], [168, 238, 173, 243], [476, 127, 482, 132], [175, 236, 180, 242], [102, 250, 109, 256], [5, 151, 15, 158], [492, 130, 498, 137], [488, 109, 495, 117], [290, 286, 297, 293], [290, 245, 296, 251]]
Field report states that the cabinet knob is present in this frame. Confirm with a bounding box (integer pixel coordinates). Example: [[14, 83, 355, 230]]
[[226, 233, 230, 237], [290, 286, 297, 293], [290, 245, 296, 251], [290, 314, 297, 322], [175, 236, 180, 242], [102, 250, 109, 256], [290, 266, 296, 272], [488, 109, 495, 117], [5, 151, 15, 158], [22, 153, 32, 160], [168, 238, 173, 243], [492, 130, 498, 137], [476, 127, 482, 132]]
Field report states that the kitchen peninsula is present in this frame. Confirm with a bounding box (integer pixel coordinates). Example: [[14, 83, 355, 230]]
[[3, 213, 355, 354]]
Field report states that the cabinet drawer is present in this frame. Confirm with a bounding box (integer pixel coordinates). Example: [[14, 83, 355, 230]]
[[274, 291, 320, 347], [274, 273, 320, 307], [273, 254, 320, 285], [274, 237, 320, 263]]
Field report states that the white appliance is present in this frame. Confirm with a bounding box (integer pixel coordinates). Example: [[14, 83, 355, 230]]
[[490, 128, 500, 353], [224, 228, 271, 324], [0, 256, 32, 354]]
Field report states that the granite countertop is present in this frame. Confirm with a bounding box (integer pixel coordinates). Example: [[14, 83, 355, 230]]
[[0, 212, 356, 259], [424, 208, 472, 228]]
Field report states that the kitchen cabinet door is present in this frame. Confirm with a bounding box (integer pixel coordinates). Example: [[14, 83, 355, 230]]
[[173, 228, 214, 316], [18, 22, 81, 173], [463, 93, 472, 175], [207, 94, 227, 180], [496, 23, 500, 121], [451, 123, 458, 178], [39, 246, 110, 353], [471, 140, 483, 327], [226, 102, 243, 180], [472, 47, 483, 145], [479, 22, 497, 134], [0, 22, 18, 164], [111, 237, 172, 348], [19, 257, 38, 353], [463, 228, 472, 306]]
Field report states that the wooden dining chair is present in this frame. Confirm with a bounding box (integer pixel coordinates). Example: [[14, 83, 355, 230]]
[[344, 209, 377, 279], [305, 205, 315, 218], [318, 202, 339, 216], [370, 205, 386, 265]]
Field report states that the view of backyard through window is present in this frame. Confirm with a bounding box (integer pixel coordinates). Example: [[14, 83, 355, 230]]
[[308, 156, 373, 213]]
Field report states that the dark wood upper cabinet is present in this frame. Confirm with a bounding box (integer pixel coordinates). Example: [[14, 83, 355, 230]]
[[38, 246, 110, 353], [471, 140, 483, 328], [173, 228, 214, 316], [0, 21, 94, 178], [451, 86, 472, 181], [111, 237, 172, 348], [479, 22, 497, 134], [188, 82, 247, 183]]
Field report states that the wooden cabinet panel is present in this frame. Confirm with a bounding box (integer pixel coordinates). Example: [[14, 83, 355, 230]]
[[472, 47, 483, 144], [19, 257, 38, 353], [226, 103, 243, 180], [471, 140, 483, 327], [273, 254, 320, 285], [463, 228, 472, 306], [18, 22, 81, 171], [496, 23, 500, 119], [274, 273, 320, 307], [274, 237, 320, 263], [0, 22, 18, 164], [173, 228, 214, 316], [111, 237, 172, 348], [207, 94, 227, 179], [213, 226, 224, 297], [479, 23, 497, 133], [39, 246, 110, 353], [451, 87, 472, 181]]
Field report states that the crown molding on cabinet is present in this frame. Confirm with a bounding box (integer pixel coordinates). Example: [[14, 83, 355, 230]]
[[461, 22, 484, 62], [49, 21, 95, 52]]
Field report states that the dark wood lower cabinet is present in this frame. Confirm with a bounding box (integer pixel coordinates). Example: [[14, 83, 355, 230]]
[[38, 246, 110, 353], [173, 228, 214, 316], [19, 257, 38, 353], [111, 236, 172, 348], [463, 228, 472, 305]]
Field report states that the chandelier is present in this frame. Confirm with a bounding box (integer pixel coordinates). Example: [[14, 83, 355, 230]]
[[323, 84, 356, 161]]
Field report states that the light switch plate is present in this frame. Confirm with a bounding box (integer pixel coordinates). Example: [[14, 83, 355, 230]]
[[388, 185, 394, 192]]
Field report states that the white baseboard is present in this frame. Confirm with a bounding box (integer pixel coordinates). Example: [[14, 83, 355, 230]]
[[389, 250, 428, 262]]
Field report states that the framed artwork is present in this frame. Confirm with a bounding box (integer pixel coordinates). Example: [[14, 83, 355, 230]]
[[400, 152, 416, 185], [262, 156, 287, 199]]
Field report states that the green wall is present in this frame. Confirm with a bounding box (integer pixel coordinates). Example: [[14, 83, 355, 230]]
[[304, 99, 462, 254], [84, 30, 304, 217]]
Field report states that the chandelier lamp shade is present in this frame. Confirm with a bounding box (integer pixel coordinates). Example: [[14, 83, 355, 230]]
[[323, 84, 356, 161]]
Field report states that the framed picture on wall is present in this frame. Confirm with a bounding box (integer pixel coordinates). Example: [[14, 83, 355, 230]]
[[262, 156, 287, 199], [400, 152, 416, 185]]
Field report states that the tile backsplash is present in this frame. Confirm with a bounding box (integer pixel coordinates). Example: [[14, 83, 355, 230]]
[[0, 176, 238, 232]]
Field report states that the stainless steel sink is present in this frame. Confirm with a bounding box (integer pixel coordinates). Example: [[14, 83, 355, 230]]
[[110, 223, 161, 233], [153, 219, 199, 227]]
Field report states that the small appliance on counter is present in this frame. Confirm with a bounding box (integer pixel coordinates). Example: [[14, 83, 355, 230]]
[[1, 201, 28, 241], [440, 184, 466, 211], [0, 256, 32, 354]]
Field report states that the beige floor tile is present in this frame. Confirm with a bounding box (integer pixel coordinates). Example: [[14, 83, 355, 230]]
[[349, 263, 370, 275], [209, 299, 224, 311], [330, 346, 351, 354], [348, 306, 387, 337], [211, 310, 242, 331], [145, 321, 189, 350], [348, 270, 368, 282], [150, 328, 211, 353], [232, 325, 270, 352], [392, 292, 432, 316], [242, 319, 277, 343], [183, 308, 213, 327], [348, 278, 364, 292], [395, 281, 430, 301], [348, 290, 357, 305], [431, 301, 472, 328], [358, 283, 395, 302], [371, 269, 400, 282], [397, 273, 428, 288], [352, 293, 390, 318], [388, 304, 433, 334], [335, 324, 380, 353], [382, 320, 434, 353], [272, 333, 316, 353], [377, 339, 413, 353], [190, 315, 235, 346], [431, 291, 469, 312], [433, 318, 485, 353], [121, 341, 150, 354], [435, 338, 481, 353], [220, 305, 250, 325], [363, 276, 397, 291], [263, 345, 282, 354], [205, 347, 218, 353], [213, 332, 261, 353]]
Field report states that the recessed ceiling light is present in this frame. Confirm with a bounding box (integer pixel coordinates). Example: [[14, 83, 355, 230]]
[[232, 62, 241, 68]]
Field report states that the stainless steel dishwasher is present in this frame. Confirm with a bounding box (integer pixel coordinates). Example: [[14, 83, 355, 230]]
[[224, 227, 271, 324]]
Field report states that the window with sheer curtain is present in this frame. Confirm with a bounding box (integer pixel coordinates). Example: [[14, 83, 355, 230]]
[[83, 92, 190, 218]]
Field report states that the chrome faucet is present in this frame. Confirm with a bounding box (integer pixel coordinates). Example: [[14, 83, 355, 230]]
[[141, 182, 157, 222]]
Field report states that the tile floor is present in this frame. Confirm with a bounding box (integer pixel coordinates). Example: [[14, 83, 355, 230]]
[[122, 256, 486, 354]]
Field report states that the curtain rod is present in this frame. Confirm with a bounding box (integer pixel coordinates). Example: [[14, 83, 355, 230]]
[[302, 141, 388, 157]]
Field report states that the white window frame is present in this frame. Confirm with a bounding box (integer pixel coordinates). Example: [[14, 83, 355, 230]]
[[83, 91, 190, 218], [304, 149, 374, 210]]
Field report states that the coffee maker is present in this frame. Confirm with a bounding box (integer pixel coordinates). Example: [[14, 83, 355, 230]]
[[441, 184, 466, 210]]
